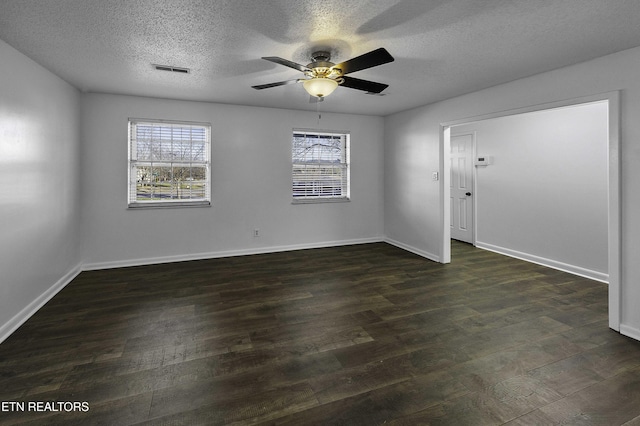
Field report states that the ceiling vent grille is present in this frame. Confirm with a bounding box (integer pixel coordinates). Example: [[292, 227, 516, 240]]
[[153, 64, 190, 74]]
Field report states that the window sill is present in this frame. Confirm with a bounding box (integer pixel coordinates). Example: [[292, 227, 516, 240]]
[[128, 201, 211, 209], [291, 197, 350, 205]]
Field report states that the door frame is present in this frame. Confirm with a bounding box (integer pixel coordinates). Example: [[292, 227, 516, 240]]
[[439, 91, 621, 331]]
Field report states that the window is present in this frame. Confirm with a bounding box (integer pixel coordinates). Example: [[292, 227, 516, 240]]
[[128, 119, 211, 208], [292, 129, 350, 202]]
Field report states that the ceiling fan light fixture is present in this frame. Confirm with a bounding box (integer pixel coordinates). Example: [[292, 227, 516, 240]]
[[303, 77, 339, 98]]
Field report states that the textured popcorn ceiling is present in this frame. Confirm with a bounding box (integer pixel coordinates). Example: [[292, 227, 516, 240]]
[[1, 0, 640, 115]]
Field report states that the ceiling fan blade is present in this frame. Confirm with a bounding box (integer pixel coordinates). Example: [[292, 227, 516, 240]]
[[262, 56, 311, 73], [332, 48, 394, 75], [252, 79, 302, 90], [340, 76, 389, 93]]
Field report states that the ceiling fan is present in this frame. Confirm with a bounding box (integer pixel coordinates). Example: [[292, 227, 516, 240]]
[[252, 48, 394, 99]]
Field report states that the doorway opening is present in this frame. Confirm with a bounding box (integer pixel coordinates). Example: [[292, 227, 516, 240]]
[[440, 92, 620, 331]]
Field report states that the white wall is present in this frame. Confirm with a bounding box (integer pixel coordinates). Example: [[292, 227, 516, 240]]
[[384, 45, 640, 340], [0, 39, 82, 340], [80, 94, 384, 268], [453, 102, 609, 281]]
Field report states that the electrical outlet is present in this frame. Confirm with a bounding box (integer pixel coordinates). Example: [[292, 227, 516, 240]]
[[432, 171, 439, 181], [253, 229, 260, 237]]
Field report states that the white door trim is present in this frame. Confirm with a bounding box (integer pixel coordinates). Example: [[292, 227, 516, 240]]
[[439, 91, 621, 332]]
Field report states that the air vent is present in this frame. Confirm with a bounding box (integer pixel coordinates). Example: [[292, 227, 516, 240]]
[[153, 64, 190, 74]]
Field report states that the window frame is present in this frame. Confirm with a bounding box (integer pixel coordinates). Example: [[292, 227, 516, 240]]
[[291, 129, 351, 204], [127, 118, 212, 209]]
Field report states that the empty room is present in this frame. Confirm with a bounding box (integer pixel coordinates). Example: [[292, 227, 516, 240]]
[[2, 1, 640, 424]]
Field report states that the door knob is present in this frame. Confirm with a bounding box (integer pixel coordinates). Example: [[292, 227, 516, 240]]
[[465, 192, 472, 196]]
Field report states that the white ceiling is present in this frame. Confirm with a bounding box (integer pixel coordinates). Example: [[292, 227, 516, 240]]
[[1, 0, 640, 116]]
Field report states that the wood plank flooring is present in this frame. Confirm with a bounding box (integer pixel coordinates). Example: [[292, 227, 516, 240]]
[[1, 241, 640, 425]]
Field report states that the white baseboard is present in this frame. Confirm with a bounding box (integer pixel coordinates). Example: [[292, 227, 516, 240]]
[[0, 264, 83, 345], [82, 237, 385, 271], [384, 238, 440, 262], [620, 324, 640, 342], [475, 241, 609, 283]]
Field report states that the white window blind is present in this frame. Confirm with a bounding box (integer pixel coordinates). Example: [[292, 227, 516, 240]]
[[128, 119, 211, 208], [292, 130, 350, 202]]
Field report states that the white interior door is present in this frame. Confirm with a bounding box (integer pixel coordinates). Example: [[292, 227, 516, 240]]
[[450, 133, 474, 243]]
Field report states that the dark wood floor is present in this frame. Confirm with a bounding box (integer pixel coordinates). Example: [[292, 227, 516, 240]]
[[1, 241, 640, 425]]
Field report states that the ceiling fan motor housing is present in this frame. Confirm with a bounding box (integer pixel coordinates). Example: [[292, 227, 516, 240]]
[[306, 51, 343, 80]]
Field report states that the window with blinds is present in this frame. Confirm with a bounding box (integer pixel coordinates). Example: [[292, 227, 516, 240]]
[[292, 129, 350, 202], [128, 119, 211, 208]]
